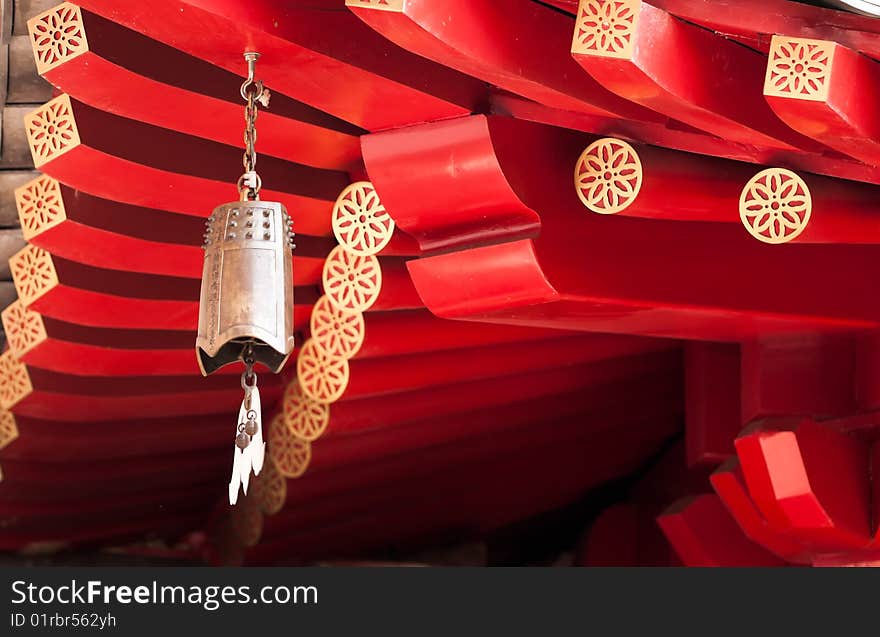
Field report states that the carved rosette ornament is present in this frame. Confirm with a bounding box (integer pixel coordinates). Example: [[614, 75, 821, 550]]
[[310, 295, 365, 360], [331, 181, 395, 256], [283, 381, 330, 441], [1, 300, 47, 358], [251, 455, 287, 515], [739, 168, 812, 244], [297, 339, 350, 404], [765, 36, 834, 102], [28, 2, 89, 74], [0, 411, 19, 450], [268, 415, 311, 479], [16, 176, 66, 241], [0, 351, 33, 410], [322, 245, 383, 313], [10, 245, 58, 307], [575, 138, 643, 214], [24, 95, 81, 168], [572, 0, 640, 59]]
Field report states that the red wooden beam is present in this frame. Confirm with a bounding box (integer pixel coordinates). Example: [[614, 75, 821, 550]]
[[710, 457, 810, 563], [407, 222, 880, 343], [15, 175, 330, 282], [740, 335, 857, 424], [364, 257, 423, 312], [734, 419, 872, 552], [345, 335, 677, 399], [346, 0, 659, 121], [764, 35, 880, 167], [572, 138, 880, 244], [343, 336, 677, 402], [0, 300, 265, 377], [245, 419, 676, 563], [0, 449, 227, 497], [0, 351, 282, 421], [360, 115, 547, 253], [2, 413, 232, 462], [493, 90, 880, 187], [326, 348, 681, 436], [265, 410, 680, 536], [392, 119, 880, 337], [29, 2, 363, 170], [308, 373, 681, 478], [75, 0, 487, 131], [551, 0, 880, 60], [685, 342, 741, 467], [24, 95, 346, 235], [0, 483, 217, 524], [570, 0, 816, 152], [10, 244, 316, 330], [357, 309, 580, 359], [658, 493, 786, 566]]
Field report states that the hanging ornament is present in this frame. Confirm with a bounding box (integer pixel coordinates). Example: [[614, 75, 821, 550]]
[[195, 52, 296, 506]]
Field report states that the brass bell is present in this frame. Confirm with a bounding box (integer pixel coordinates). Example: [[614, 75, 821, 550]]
[[196, 200, 295, 375]]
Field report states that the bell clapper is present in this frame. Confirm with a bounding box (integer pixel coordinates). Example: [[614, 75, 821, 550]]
[[228, 344, 266, 505]]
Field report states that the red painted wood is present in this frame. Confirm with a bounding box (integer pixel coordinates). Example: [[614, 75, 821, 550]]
[[710, 457, 810, 562], [853, 333, 880, 412], [357, 309, 579, 359], [734, 420, 871, 552], [368, 258, 424, 311], [20, 254, 317, 330], [7, 367, 282, 422], [2, 413, 233, 462], [0, 449, 227, 496], [347, 0, 660, 121], [39, 7, 363, 170], [571, 1, 817, 152], [246, 420, 675, 563], [9, 315, 300, 377], [740, 336, 857, 424], [765, 38, 880, 167], [361, 116, 546, 253], [0, 483, 217, 521], [494, 91, 880, 187], [395, 124, 880, 337], [23, 180, 330, 282], [634, 0, 880, 60], [327, 348, 681, 435], [34, 96, 346, 236], [308, 373, 681, 477], [685, 342, 741, 466], [267, 411, 679, 536], [407, 226, 880, 343], [345, 335, 677, 399], [75, 0, 487, 131], [658, 493, 786, 566]]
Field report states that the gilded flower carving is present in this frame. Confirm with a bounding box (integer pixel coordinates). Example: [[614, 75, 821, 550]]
[[322, 246, 382, 314], [332, 182, 395, 256], [573, 0, 639, 59], [739, 168, 812, 244], [575, 138, 643, 214], [765, 37, 834, 101]]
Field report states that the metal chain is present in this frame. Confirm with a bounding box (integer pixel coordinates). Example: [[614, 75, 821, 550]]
[[238, 52, 270, 201]]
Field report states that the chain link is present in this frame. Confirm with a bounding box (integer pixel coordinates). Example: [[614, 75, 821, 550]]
[[238, 52, 270, 201]]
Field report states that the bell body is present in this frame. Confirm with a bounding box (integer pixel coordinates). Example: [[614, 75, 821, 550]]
[[197, 200, 295, 375]]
